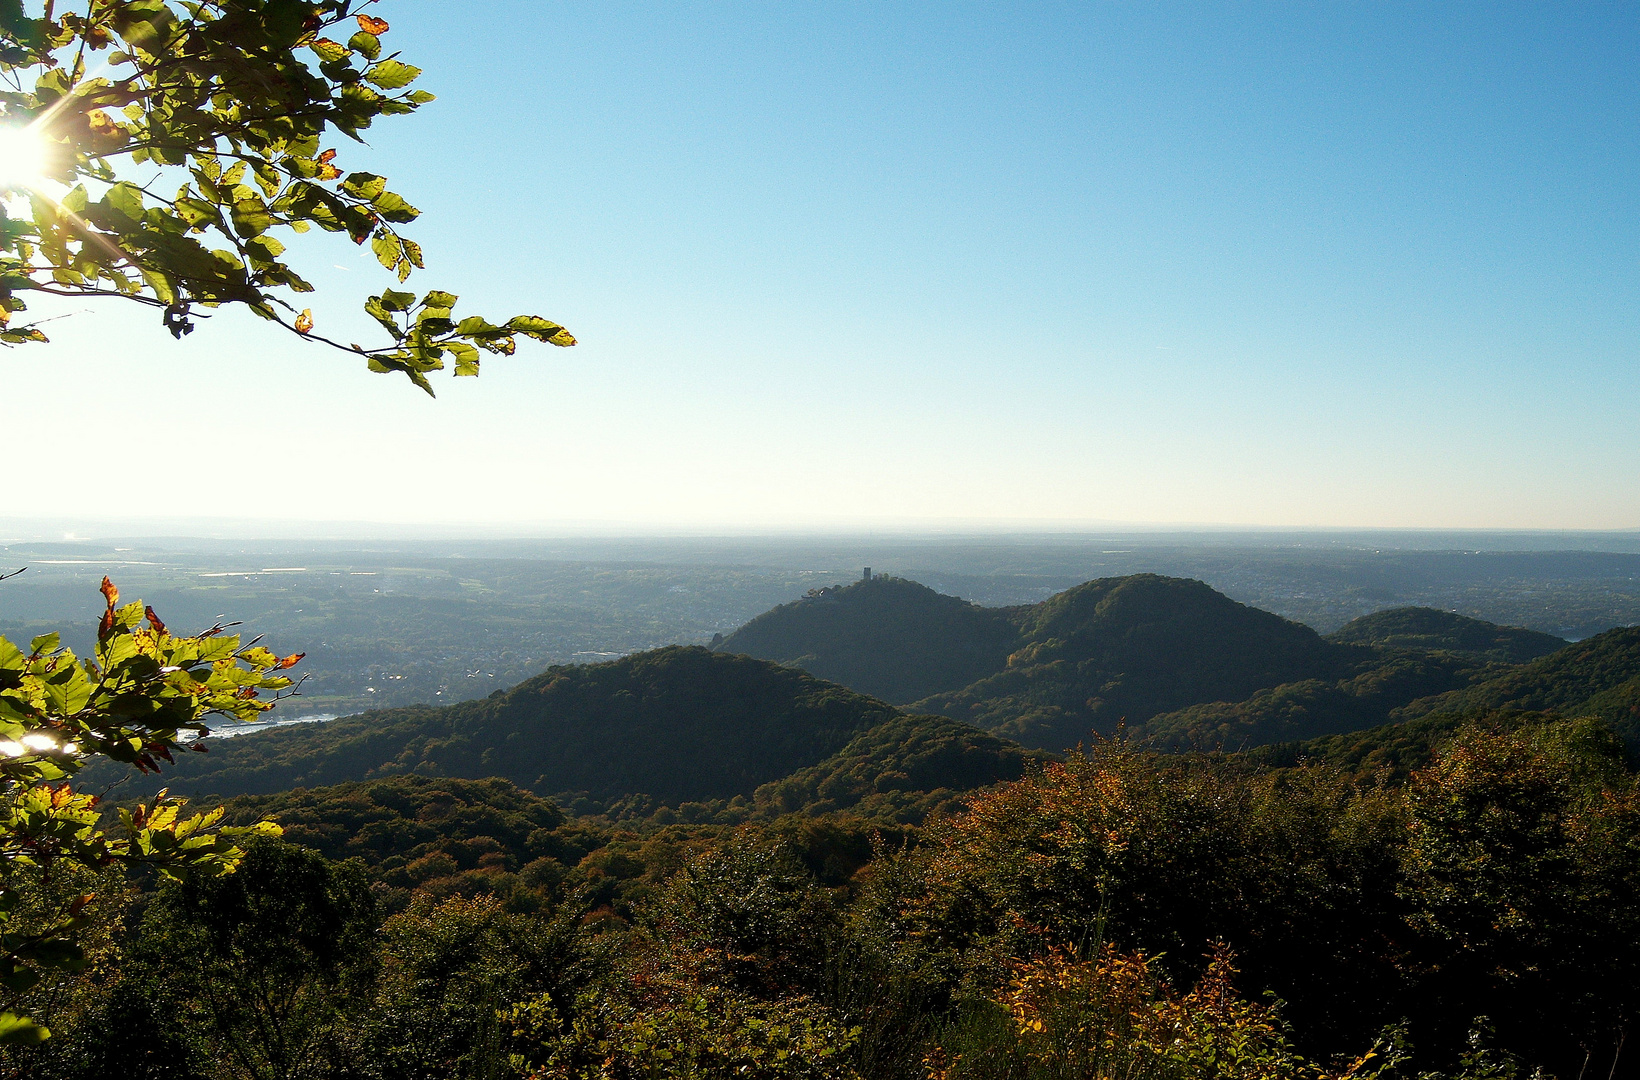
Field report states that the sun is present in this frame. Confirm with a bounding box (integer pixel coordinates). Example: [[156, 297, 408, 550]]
[[0, 124, 50, 192]]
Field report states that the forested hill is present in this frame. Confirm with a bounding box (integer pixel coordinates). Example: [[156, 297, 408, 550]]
[[1394, 625, 1640, 745], [750, 713, 1054, 822], [716, 573, 1581, 753], [914, 575, 1357, 749], [1326, 606, 1568, 663], [99, 646, 903, 806], [718, 573, 1351, 749], [713, 575, 1020, 703]]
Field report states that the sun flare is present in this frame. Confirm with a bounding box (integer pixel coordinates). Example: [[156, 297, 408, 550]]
[[0, 124, 50, 192]]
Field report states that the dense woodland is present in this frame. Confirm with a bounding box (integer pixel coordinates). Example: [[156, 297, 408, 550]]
[[5, 575, 1636, 1078], [7, 714, 1638, 1079]]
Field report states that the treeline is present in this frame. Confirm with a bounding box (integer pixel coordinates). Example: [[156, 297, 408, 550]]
[[6, 712, 1636, 1079]]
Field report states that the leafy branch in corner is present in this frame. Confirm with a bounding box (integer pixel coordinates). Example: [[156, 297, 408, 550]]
[[0, 0, 574, 393], [0, 577, 294, 1042]]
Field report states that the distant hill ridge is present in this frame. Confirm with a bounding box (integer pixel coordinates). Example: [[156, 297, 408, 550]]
[[94, 645, 1042, 818], [716, 574, 1601, 752], [1394, 624, 1640, 746], [925, 575, 1348, 748], [1326, 606, 1567, 663], [94, 579, 1640, 818], [100, 647, 897, 804], [715, 575, 1019, 703]]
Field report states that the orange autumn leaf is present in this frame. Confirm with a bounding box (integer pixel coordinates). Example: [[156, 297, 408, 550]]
[[99, 576, 118, 608], [144, 606, 167, 635], [356, 13, 389, 34], [275, 652, 306, 670], [295, 309, 314, 334]]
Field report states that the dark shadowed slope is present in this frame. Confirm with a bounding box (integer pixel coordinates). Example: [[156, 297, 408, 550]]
[[1138, 650, 1497, 751], [714, 575, 1020, 704], [914, 575, 1351, 749], [751, 713, 1054, 822], [1327, 607, 1568, 663], [101, 646, 902, 805], [1394, 625, 1640, 746]]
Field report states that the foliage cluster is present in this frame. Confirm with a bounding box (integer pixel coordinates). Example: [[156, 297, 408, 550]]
[[0, 580, 289, 1042], [200, 774, 916, 921], [4, 714, 1635, 1079], [0, 0, 573, 389], [929, 945, 1334, 1080]]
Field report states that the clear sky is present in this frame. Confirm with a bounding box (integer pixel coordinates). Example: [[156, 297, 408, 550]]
[[9, 1, 1639, 530]]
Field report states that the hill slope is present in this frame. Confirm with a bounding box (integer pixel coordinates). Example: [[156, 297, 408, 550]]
[[751, 713, 1054, 822], [1327, 607, 1567, 663], [1394, 625, 1640, 745], [913, 575, 1354, 749], [1139, 651, 1498, 751], [108, 646, 903, 805], [715, 576, 1020, 704]]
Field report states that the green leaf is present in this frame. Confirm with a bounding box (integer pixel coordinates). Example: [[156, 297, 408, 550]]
[[230, 197, 273, 238], [370, 191, 419, 223], [505, 315, 578, 347], [310, 37, 350, 63], [364, 60, 421, 90], [38, 663, 92, 716], [22, 939, 86, 972], [246, 234, 286, 260], [139, 268, 176, 305], [28, 634, 59, 656], [377, 289, 416, 312], [371, 233, 398, 271], [104, 182, 144, 223], [445, 341, 480, 376], [252, 163, 281, 200], [110, 0, 176, 51], [341, 172, 387, 201], [0, 1012, 47, 1046], [0, 0, 32, 38], [347, 30, 382, 60]]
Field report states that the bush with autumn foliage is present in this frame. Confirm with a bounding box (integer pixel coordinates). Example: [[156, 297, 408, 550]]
[[2, 711, 1631, 1078]]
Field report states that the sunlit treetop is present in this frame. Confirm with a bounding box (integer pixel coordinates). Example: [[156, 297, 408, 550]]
[[0, 0, 574, 393]]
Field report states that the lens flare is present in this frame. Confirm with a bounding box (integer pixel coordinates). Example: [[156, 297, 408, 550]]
[[0, 124, 50, 191]]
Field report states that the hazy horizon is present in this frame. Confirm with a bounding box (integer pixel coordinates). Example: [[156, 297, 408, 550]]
[[5, 517, 1640, 555]]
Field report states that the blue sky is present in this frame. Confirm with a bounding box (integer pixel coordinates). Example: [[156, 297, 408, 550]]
[[11, 1, 1639, 528]]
